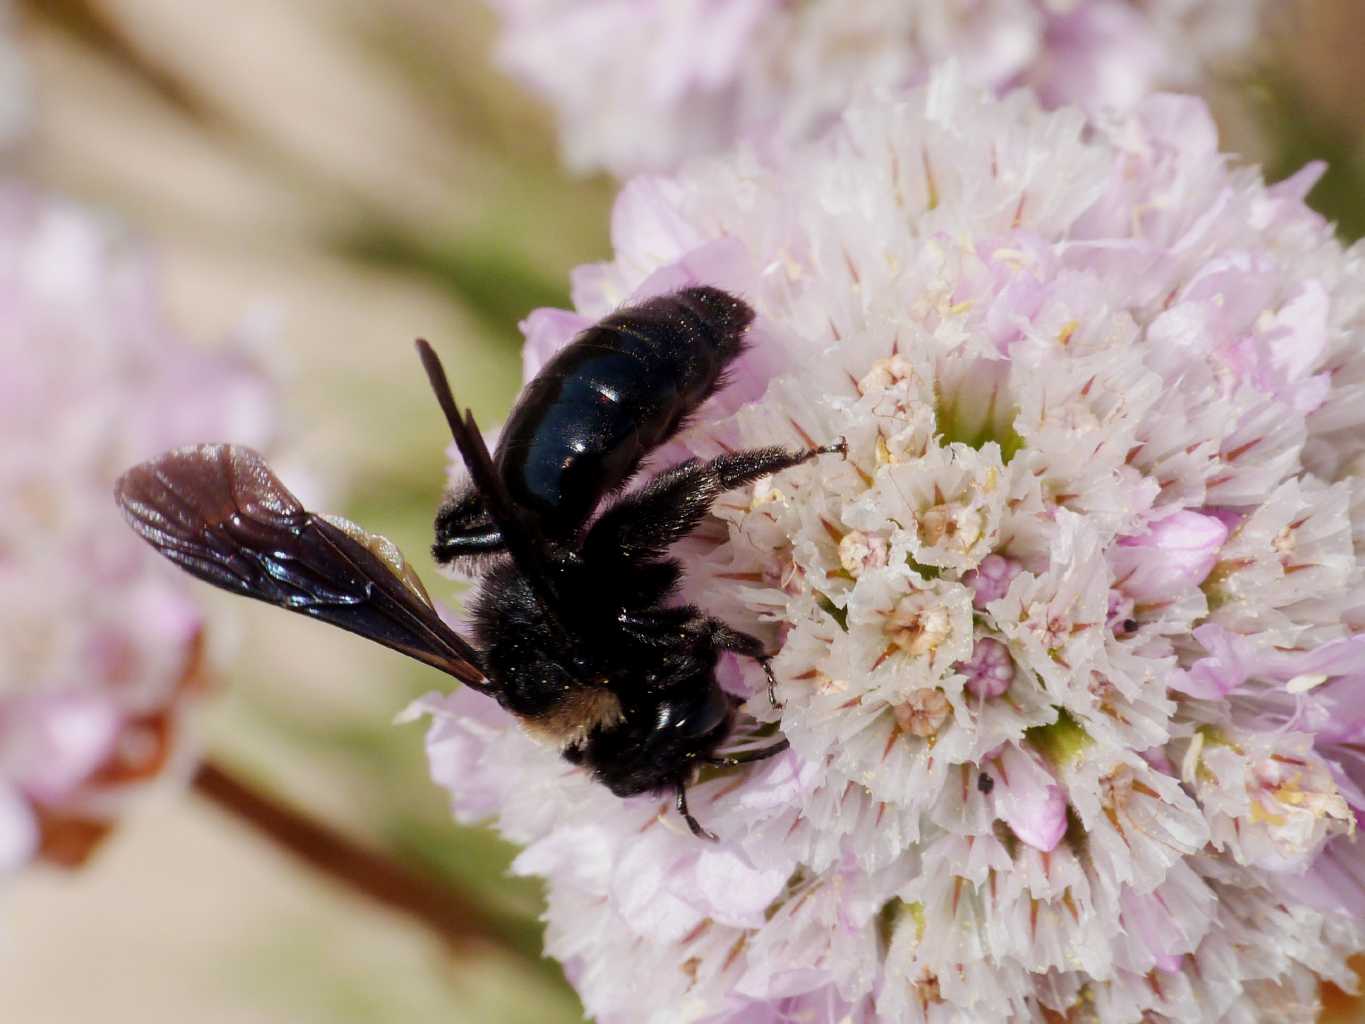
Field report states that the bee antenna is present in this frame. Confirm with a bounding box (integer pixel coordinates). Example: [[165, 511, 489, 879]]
[[416, 338, 469, 446], [415, 339, 566, 620]]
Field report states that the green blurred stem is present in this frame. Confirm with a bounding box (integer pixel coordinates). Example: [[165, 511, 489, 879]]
[[193, 759, 522, 959]]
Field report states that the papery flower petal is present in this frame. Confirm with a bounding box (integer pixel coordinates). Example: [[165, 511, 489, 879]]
[[1112, 510, 1228, 603], [1186, 729, 1354, 873], [1275, 836, 1365, 919], [990, 742, 1067, 852], [1171, 624, 1257, 700]]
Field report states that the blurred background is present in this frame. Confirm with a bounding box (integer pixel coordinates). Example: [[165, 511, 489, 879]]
[[2, 1, 1364, 1021]]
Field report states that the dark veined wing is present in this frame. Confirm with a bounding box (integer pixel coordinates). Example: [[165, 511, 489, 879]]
[[415, 339, 565, 616], [114, 444, 490, 691]]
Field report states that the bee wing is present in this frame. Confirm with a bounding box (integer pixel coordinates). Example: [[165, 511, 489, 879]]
[[115, 444, 491, 691], [416, 340, 565, 615]]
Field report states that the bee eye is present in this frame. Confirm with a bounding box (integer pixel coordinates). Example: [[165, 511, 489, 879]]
[[657, 687, 731, 740]]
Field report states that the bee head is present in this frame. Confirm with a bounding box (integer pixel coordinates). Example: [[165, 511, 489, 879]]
[[580, 682, 733, 798]]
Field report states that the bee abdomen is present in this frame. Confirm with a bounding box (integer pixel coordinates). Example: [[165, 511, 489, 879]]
[[496, 287, 754, 533]]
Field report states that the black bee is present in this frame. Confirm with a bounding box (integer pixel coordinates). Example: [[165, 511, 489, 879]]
[[115, 287, 842, 838]]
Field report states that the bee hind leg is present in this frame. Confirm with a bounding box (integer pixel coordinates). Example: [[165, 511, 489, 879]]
[[675, 782, 717, 841]]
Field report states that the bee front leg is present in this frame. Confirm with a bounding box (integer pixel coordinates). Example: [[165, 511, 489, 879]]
[[705, 621, 784, 709], [583, 440, 847, 566]]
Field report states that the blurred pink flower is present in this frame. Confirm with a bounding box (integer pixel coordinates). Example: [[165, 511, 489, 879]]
[[415, 71, 1365, 1021], [487, 0, 1272, 176], [0, 186, 274, 869]]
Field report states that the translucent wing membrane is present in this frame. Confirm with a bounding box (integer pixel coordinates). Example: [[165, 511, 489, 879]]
[[115, 444, 490, 690]]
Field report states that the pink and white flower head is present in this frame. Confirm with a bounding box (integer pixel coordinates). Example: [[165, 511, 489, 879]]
[[415, 72, 1365, 1021], [0, 187, 273, 870], [487, 0, 1272, 176]]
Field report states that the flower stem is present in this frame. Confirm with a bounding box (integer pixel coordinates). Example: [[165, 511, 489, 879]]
[[192, 758, 519, 957]]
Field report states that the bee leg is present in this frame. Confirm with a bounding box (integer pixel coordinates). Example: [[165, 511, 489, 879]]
[[584, 442, 848, 564], [675, 782, 717, 841], [706, 737, 789, 768], [710, 438, 847, 484], [756, 655, 780, 708], [431, 525, 505, 567], [705, 621, 786, 709], [431, 479, 507, 567]]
